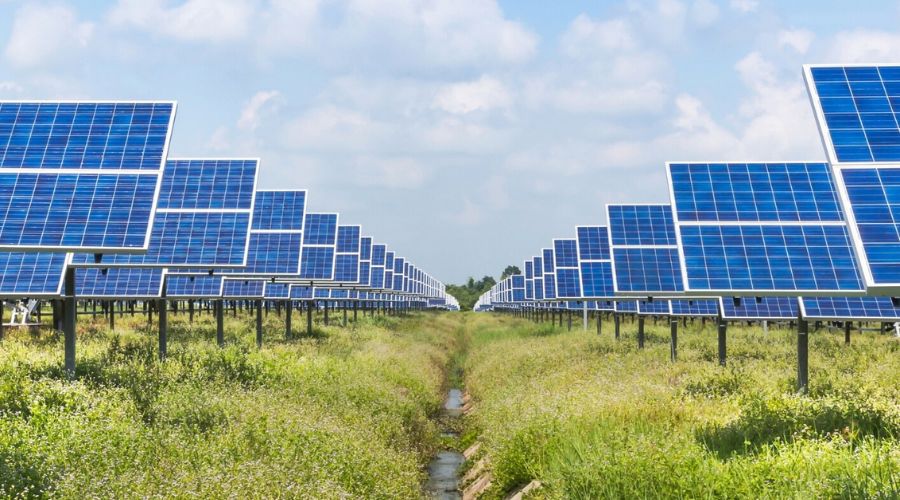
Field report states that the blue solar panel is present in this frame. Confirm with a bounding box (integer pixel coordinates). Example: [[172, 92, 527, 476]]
[[543, 274, 556, 300], [331, 289, 349, 299], [614, 301, 637, 313], [608, 205, 683, 295], [0, 252, 68, 297], [542, 248, 554, 273], [669, 163, 864, 295], [838, 166, 900, 287], [669, 163, 843, 222], [804, 65, 900, 163], [609, 205, 675, 246], [576, 226, 610, 259], [235, 232, 303, 275], [252, 191, 306, 231], [524, 261, 534, 279], [165, 275, 223, 298], [360, 237, 372, 261], [336, 225, 360, 253], [800, 296, 900, 320], [314, 288, 330, 299], [370, 266, 385, 289], [303, 213, 338, 245], [534, 276, 544, 300], [670, 299, 719, 317], [359, 261, 371, 287], [372, 244, 386, 266], [290, 285, 314, 300], [264, 282, 290, 299], [719, 296, 798, 320], [577, 226, 614, 299], [638, 300, 671, 315], [300, 246, 335, 280], [595, 300, 615, 311], [158, 159, 257, 210], [0, 101, 176, 251], [555, 268, 582, 298], [223, 279, 264, 298], [76, 267, 164, 298], [71, 158, 257, 268], [334, 253, 359, 282]]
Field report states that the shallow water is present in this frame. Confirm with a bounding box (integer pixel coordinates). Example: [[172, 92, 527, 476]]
[[425, 388, 465, 499]]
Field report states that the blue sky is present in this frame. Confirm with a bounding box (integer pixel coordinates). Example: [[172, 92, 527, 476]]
[[1, 0, 899, 283]]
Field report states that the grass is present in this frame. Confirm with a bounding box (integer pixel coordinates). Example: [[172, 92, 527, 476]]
[[0, 307, 463, 498], [462, 313, 900, 499]]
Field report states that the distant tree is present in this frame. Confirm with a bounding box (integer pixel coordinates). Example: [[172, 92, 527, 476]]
[[480, 276, 496, 288], [500, 265, 521, 280]]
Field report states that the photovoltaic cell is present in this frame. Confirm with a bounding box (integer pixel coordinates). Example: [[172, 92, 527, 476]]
[[804, 65, 900, 163], [223, 279, 264, 298], [165, 275, 223, 298], [300, 246, 335, 280], [290, 285, 314, 300], [637, 300, 671, 315], [800, 296, 900, 321], [554, 239, 582, 299], [76, 267, 164, 298], [0, 252, 68, 297], [670, 299, 719, 317], [304, 213, 338, 245], [668, 163, 864, 295], [336, 225, 360, 253], [360, 237, 372, 261], [264, 282, 290, 299], [608, 204, 683, 295], [577, 226, 614, 299], [334, 253, 359, 282], [614, 301, 637, 313], [718, 296, 798, 320], [0, 101, 176, 251], [252, 191, 306, 231]]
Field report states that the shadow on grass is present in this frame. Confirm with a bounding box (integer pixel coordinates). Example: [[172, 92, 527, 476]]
[[697, 391, 900, 459]]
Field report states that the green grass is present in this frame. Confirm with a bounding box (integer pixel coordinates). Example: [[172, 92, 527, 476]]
[[462, 313, 900, 499], [0, 308, 463, 498]]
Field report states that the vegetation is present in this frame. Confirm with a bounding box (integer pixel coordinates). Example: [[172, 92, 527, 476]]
[[0, 308, 463, 498], [462, 313, 900, 499], [447, 276, 496, 311]]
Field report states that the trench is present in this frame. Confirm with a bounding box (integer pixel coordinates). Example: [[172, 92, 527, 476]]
[[425, 388, 465, 498]]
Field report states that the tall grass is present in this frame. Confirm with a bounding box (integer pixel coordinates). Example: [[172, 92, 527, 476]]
[[0, 308, 462, 498], [463, 313, 900, 498]]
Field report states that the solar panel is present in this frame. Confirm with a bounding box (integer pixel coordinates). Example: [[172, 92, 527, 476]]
[[594, 300, 615, 311], [607, 204, 683, 296], [0, 252, 69, 297], [76, 267, 165, 298], [576, 226, 614, 299], [718, 296, 798, 320], [668, 163, 864, 295], [511, 274, 525, 302], [290, 285, 314, 300], [804, 65, 900, 163], [314, 288, 330, 299], [638, 299, 671, 315], [614, 301, 637, 313], [333, 225, 360, 283], [0, 101, 177, 252], [524, 260, 534, 300], [165, 275, 223, 298], [799, 296, 900, 321], [264, 282, 290, 299], [70, 158, 258, 268], [190, 190, 305, 277], [299, 213, 338, 281], [223, 279, 264, 298], [554, 239, 582, 299], [670, 299, 719, 317]]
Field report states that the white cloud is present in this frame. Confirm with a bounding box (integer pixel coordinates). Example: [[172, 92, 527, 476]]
[[432, 76, 512, 114], [560, 15, 636, 57], [4, 2, 94, 68], [730, 0, 759, 13], [828, 30, 900, 62], [108, 0, 255, 42], [237, 90, 282, 131], [777, 29, 814, 54], [281, 105, 387, 152]]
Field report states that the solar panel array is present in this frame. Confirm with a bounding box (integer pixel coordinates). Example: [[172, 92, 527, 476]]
[[608, 205, 683, 296]]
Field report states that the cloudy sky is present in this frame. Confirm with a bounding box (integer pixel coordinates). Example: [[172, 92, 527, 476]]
[[2, 0, 899, 283]]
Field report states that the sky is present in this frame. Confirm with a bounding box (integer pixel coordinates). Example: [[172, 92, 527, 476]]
[[2, 0, 900, 284]]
